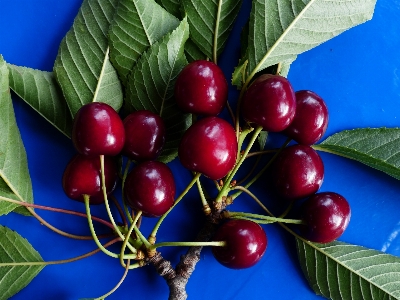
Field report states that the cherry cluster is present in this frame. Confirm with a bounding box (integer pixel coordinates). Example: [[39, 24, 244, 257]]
[[61, 59, 351, 274]]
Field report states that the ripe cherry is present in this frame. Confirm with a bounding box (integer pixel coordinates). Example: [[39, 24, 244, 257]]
[[174, 60, 228, 116], [122, 110, 166, 161], [62, 154, 118, 204], [178, 116, 237, 180], [300, 192, 351, 243], [272, 145, 324, 200], [72, 102, 125, 156], [124, 161, 175, 217], [284, 90, 329, 145], [241, 74, 296, 132], [212, 219, 267, 269]]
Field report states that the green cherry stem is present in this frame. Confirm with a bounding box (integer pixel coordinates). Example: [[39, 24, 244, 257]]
[[110, 195, 128, 227], [100, 155, 138, 254], [121, 159, 134, 225], [196, 176, 208, 208], [150, 172, 202, 239], [150, 241, 226, 250], [84, 195, 123, 259], [0, 237, 121, 267], [120, 211, 143, 268], [231, 137, 291, 200], [225, 211, 303, 225], [216, 125, 263, 202]]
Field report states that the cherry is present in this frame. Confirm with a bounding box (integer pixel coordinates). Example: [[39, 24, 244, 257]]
[[124, 161, 175, 217], [62, 154, 118, 204], [72, 102, 125, 156], [300, 192, 351, 243], [178, 116, 237, 180], [284, 90, 329, 145], [272, 144, 324, 200], [212, 219, 267, 269], [174, 60, 228, 116], [241, 74, 296, 132], [122, 110, 166, 161]]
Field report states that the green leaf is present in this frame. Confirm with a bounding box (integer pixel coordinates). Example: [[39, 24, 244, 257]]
[[53, 0, 123, 117], [297, 239, 400, 299], [231, 59, 248, 89], [258, 131, 268, 150], [0, 56, 33, 216], [278, 57, 296, 78], [155, 0, 181, 17], [315, 128, 400, 180], [184, 39, 208, 63], [181, 0, 243, 62], [108, 0, 180, 86], [125, 18, 190, 163], [7, 64, 72, 138], [247, 0, 376, 79], [0, 226, 44, 300]]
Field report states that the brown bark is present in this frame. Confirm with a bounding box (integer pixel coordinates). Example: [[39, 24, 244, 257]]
[[146, 203, 226, 300]]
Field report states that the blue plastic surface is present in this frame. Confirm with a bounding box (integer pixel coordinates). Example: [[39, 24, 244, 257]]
[[1, 1, 400, 299]]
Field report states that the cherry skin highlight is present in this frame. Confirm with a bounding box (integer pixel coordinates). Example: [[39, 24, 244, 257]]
[[300, 192, 351, 243], [284, 90, 329, 145], [272, 144, 324, 200], [241, 74, 296, 132], [122, 110, 166, 161], [124, 161, 176, 217], [212, 219, 267, 269], [72, 102, 125, 156], [174, 60, 228, 116], [178, 116, 237, 180], [62, 154, 118, 204]]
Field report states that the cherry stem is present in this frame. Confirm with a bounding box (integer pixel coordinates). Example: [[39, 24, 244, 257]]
[[231, 137, 291, 200], [245, 149, 277, 159], [226, 101, 236, 125], [232, 185, 273, 215], [94, 259, 132, 300], [100, 155, 137, 254], [225, 211, 303, 225], [0, 196, 114, 230], [25, 207, 111, 240], [150, 241, 226, 250], [121, 159, 134, 224], [150, 172, 202, 238], [216, 125, 263, 202], [84, 195, 125, 259], [236, 154, 262, 186], [0, 237, 120, 268], [111, 195, 128, 227], [196, 176, 208, 208], [120, 211, 142, 268]]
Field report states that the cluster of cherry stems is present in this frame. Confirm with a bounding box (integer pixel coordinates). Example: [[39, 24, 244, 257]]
[[60, 60, 351, 272]]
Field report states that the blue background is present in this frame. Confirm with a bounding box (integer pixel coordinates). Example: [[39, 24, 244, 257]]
[[1, 0, 400, 299]]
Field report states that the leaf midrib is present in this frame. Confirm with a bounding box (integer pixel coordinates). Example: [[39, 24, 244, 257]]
[[298, 238, 399, 298], [248, 0, 316, 81], [0, 171, 25, 204]]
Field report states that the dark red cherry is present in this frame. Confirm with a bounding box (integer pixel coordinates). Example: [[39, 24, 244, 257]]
[[174, 60, 228, 116], [212, 219, 267, 269], [272, 145, 324, 200], [300, 192, 351, 243], [284, 90, 329, 145], [178, 116, 237, 180], [124, 161, 175, 217], [122, 110, 166, 161], [62, 154, 118, 204], [241, 74, 296, 132], [72, 102, 125, 156]]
